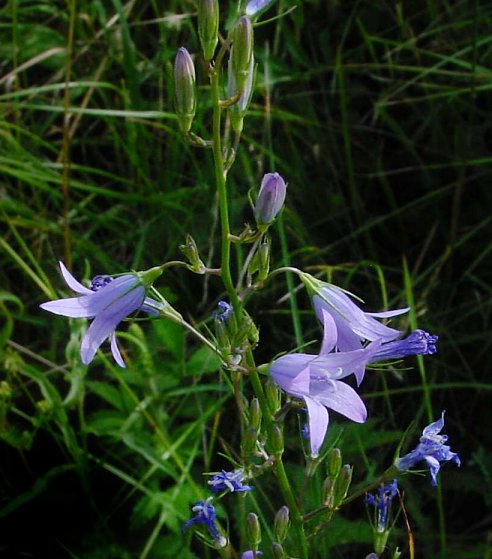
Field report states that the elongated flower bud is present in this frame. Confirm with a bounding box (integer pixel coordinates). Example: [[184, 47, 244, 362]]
[[198, 0, 219, 61], [334, 464, 353, 505], [273, 506, 289, 543], [174, 47, 196, 133], [246, 513, 261, 548], [249, 398, 262, 430], [231, 16, 254, 93], [327, 447, 342, 479], [228, 52, 255, 132], [254, 172, 287, 227], [271, 543, 286, 559]]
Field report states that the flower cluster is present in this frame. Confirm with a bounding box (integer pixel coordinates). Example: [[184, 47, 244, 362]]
[[271, 275, 438, 457]]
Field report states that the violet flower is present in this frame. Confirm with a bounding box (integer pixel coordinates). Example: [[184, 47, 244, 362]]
[[241, 552, 263, 559], [183, 497, 226, 548], [254, 172, 287, 227], [207, 469, 252, 493], [396, 411, 460, 486], [40, 262, 162, 368], [245, 0, 275, 16], [365, 479, 398, 533], [270, 309, 381, 456]]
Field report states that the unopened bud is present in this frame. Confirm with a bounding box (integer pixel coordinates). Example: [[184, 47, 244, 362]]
[[231, 16, 254, 93], [174, 47, 196, 133], [270, 424, 284, 455], [228, 53, 255, 133], [242, 426, 260, 456], [271, 543, 286, 559], [198, 0, 219, 61], [249, 398, 262, 430], [254, 173, 287, 228], [327, 448, 342, 479], [334, 464, 353, 504], [322, 476, 336, 508], [264, 379, 280, 414], [257, 240, 270, 281], [246, 512, 261, 548], [274, 506, 289, 543], [179, 234, 205, 273]]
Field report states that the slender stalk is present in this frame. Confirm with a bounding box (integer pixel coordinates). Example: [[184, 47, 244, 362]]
[[210, 68, 242, 314]]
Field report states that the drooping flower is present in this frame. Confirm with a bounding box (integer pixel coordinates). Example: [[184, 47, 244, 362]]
[[270, 309, 381, 456], [370, 329, 438, 362], [396, 411, 460, 486], [299, 274, 409, 384], [254, 172, 287, 227], [183, 497, 226, 548], [365, 479, 398, 533], [207, 469, 252, 493], [40, 262, 162, 368]]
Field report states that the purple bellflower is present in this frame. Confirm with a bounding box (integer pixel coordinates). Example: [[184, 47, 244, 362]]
[[241, 552, 263, 559], [183, 497, 226, 548], [371, 329, 438, 362], [270, 309, 382, 456], [365, 479, 398, 533], [254, 172, 287, 227], [40, 262, 162, 368], [299, 275, 408, 384], [396, 411, 460, 486], [245, 0, 276, 16], [207, 469, 252, 493]]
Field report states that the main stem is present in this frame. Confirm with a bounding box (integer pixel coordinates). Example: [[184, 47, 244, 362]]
[[211, 68, 241, 315], [210, 68, 308, 559]]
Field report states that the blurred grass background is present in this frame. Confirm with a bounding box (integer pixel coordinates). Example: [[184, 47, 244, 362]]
[[0, 0, 491, 557]]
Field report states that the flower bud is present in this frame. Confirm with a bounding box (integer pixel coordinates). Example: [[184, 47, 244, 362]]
[[198, 0, 219, 61], [322, 476, 336, 508], [246, 512, 262, 548], [228, 52, 255, 133], [174, 47, 196, 133], [271, 543, 286, 559], [254, 173, 287, 227], [273, 506, 289, 543], [242, 426, 260, 456], [334, 464, 353, 505], [257, 240, 270, 281], [264, 379, 280, 414], [179, 234, 206, 273], [231, 16, 254, 93], [327, 448, 342, 479], [270, 424, 284, 456], [249, 398, 262, 430]]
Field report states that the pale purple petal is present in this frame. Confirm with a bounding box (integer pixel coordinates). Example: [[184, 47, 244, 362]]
[[110, 333, 126, 368], [283, 365, 311, 398], [424, 455, 441, 486], [270, 354, 313, 391], [59, 261, 93, 294], [311, 380, 367, 423], [319, 309, 337, 355], [40, 297, 97, 318], [86, 274, 142, 312], [304, 395, 329, 456], [422, 411, 445, 437], [331, 312, 362, 352], [80, 287, 144, 365]]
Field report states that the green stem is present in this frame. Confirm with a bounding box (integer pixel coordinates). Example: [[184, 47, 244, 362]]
[[211, 68, 241, 315]]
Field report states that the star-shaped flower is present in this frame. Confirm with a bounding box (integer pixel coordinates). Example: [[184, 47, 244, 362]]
[[183, 497, 226, 548], [40, 262, 162, 367], [270, 309, 381, 456], [396, 411, 460, 486], [365, 479, 398, 533], [207, 469, 252, 493]]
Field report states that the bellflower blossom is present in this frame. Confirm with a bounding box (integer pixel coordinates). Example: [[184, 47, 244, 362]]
[[183, 497, 226, 548], [207, 469, 252, 493], [40, 262, 162, 368], [241, 552, 263, 559], [396, 411, 460, 486], [254, 172, 287, 227], [365, 479, 398, 533], [270, 309, 381, 456], [245, 0, 276, 16]]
